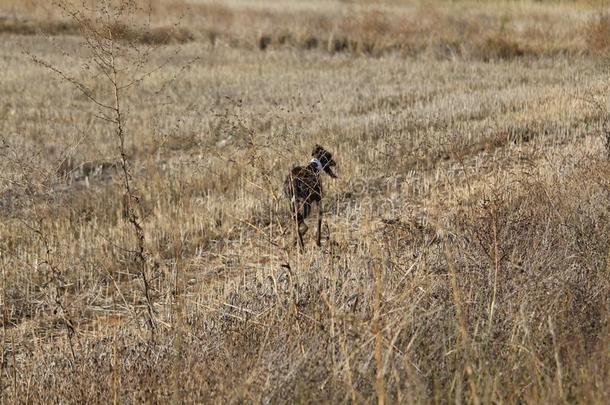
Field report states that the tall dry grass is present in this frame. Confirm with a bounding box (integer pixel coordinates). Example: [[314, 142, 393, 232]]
[[0, 0, 606, 57], [0, 0, 609, 403]]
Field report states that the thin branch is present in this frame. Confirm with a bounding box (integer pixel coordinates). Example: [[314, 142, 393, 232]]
[[27, 53, 115, 111]]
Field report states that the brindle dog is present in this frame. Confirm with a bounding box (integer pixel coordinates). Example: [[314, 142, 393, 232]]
[[283, 145, 337, 251]]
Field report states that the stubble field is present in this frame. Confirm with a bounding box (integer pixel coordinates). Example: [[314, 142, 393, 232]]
[[0, 0, 609, 403]]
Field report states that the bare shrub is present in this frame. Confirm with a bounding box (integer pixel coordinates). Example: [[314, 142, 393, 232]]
[[23, 0, 196, 339]]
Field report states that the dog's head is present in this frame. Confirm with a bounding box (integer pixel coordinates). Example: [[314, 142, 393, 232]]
[[312, 145, 337, 178]]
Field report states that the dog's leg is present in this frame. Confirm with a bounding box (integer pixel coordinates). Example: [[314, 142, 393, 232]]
[[297, 220, 307, 252], [316, 200, 323, 247], [298, 202, 311, 252]]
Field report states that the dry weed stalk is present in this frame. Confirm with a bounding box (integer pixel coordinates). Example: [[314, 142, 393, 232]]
[[25, 0, 194, 338], [373, 257, 386, 405]]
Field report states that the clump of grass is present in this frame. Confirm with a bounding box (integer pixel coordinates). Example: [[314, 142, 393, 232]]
[[475, 34, 527, 60], [585, 11, 610, 52], [0, 18, 80, 36], [0, 17, 193, 44], [107, 21, 194, 44]]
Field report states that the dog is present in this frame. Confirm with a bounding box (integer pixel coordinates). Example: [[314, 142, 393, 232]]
[[283, 145, 337, 251]]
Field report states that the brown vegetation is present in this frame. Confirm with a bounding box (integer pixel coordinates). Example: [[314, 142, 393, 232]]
[[0, 0, 609, 403], [0, 0, 604, 58], [0, 16, 193, 44]]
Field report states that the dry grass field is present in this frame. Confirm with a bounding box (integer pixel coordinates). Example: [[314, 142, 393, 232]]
[[1, 0, 609, 403]]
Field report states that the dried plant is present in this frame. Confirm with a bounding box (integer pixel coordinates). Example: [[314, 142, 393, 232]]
[[23, 0, 195, 338], [1, 1, 609, 403]]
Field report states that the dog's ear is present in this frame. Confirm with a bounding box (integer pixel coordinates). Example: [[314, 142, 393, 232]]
[[312, 144, 324, 157]]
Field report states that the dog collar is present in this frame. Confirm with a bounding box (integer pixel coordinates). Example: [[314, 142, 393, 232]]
[[311, 158, 324, 171]]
